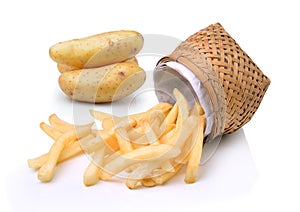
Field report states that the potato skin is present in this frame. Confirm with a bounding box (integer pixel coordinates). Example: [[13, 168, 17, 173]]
[[56, 57, 138, 73], [58, 62, 145, 103], [57, 63, 79, 73], [50, 30, 143, 68]]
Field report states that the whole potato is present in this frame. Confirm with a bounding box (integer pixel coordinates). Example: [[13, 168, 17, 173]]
[[50, 30, 143, 68], [58, 62, 146, 103]]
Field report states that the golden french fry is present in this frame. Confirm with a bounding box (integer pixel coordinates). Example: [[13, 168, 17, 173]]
[[49, 113, 72, 126], [80, 134, 105, 154], [115, 128, 133, 154], [126, 161, 162, 189], [58, 140, 84, 161], [28, 154, 47, 169], [83, 147, 106, 186], [89, 110, 113, 122], [160, 160, 175, 172], [129, 102, 172, 122], [147, 102, 172, 116], [159, 125, 176, 144], [96, 130, 119, 151], [151, 163, 183, 185], [133, 128, 159, 145], [38, 126, 91, 182], [196, 102, 205, 116], [48, 114, 75, 133], [100, 144, 180, 180], [160, 103, 178, 136], [175, 102, 205, 164], [98, 115, 137, 131], [190, 102, 205, 117], [173, 88, 189, 124], [102, 118, 114, 130], [103, 150, 121, 164], [127, 125, 150, 145], [166, 115, 197, 148], [141, 178, 157, 187], [40, 122, 62, 140], [27, 138, 87, 169], [184, 115, 205, 184], [148, 110, 166, 138], [127, 126, 144, 141], [174, 134, 193, 164], [90, 102, 172, 124], [130, 114, 162, 145], [98, 150, 122, 179], [114, 118, 137, 129]]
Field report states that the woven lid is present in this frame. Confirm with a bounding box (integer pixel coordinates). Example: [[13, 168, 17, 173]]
[[157, 23, 270, 138]]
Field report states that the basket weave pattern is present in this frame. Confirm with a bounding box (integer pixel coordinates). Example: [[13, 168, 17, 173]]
[[159, 23, 270, 136]]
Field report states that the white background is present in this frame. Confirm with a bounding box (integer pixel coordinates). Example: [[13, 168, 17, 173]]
[[1, 0, 300, 211]]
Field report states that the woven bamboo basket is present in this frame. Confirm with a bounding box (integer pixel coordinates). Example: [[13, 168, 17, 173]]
[[156, 23, 270, 140]]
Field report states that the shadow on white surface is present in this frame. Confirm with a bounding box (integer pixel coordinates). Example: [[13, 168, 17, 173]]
[[6, 129, 256, 212]]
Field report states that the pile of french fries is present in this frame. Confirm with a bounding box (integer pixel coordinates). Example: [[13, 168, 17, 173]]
[[28, 89, 206, 189]]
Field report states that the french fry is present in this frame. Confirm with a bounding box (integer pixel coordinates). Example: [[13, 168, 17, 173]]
[[49, 113, 94, 134], [134, 128, 159, 145], [129, 102, 172, 122], [100, 144, 180, 180], [38, 126, 91, 182], [151, 163, 183, 185], [195, 102, 205, 116], [160, 103, 178, 136], [174, 134, 193, 164], [90, 102, 172, 124], [184, 115, 205, 184], [175, 102, 205, 164], [98, 150, 122, 179], [160, 160, 175, 172], [114, 118, 137, 130], [131, 113, 162, 145], [173, 88, 189, 124], [148, 110, 165, 138], [48, 114, 74, 133], [141, 178, 157, 187], [40, 122, 62, 140], [83, 147, 106, 186], [58, 140, 84, 161], [190, 101, 205, 117], [80, 134, 105, 154], [102, 118, 114, 130], [128, 123, 156, 145], [114, 128, 133, 154], [166, 115, 197, 148], [159, 125, 176, 144], [89, 110, 113, 122], [96, 130, 119, 152], [49, 113, 72, 126], [103, 150, 121, 164], [126, 161, 162, 189], [27, 140, 84, 169], [127, 126, 144, 141]]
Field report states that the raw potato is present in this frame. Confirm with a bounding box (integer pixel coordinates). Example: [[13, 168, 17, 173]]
[[59, 61, 146, 103], [57, 57, 138, 73], [57, 63, 79, 73], [49, 30, 143, 68]]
